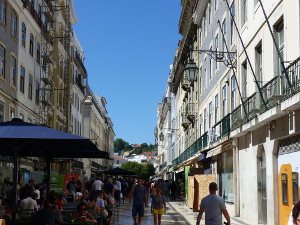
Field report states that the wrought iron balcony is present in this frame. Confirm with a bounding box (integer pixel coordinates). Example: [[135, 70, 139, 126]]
[[282, 56, 300, 99], [186, 103, 195, 122], [75, 51, 87, 76]]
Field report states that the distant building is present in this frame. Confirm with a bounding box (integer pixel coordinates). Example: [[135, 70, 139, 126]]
[[113, 155, 127, 168], [127, 155, 148, 164]]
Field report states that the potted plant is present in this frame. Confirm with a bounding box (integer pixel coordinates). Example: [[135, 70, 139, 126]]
[[178, 179, 185, 198]]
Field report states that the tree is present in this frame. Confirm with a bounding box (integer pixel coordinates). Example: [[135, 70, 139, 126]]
[[121, 162, 155, 180]]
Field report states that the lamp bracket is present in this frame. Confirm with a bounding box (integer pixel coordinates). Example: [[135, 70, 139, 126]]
[[195, 50, 237, 69]]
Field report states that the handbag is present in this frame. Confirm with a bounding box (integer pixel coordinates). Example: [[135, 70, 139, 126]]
[[100, 209, 108, 218]]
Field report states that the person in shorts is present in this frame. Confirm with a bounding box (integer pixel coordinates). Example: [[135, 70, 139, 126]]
[[131, 178, 147, 225], [151, 188, 166, 225]]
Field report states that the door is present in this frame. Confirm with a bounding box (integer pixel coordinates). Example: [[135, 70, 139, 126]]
[[258, 149, 267, 224]]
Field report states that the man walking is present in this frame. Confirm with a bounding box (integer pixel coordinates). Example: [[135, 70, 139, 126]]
[[196, 182, 230, 225], [113, 178, 121, 206], [132, 178, 147, 225], [66, 177, 76, 198]]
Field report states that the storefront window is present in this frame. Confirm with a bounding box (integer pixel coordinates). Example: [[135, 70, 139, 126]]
[[218, 150, 234, 203]]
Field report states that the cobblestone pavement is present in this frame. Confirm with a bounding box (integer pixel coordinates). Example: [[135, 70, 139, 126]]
[[114, 198, 187, 225], [112, 196, 253, 225]]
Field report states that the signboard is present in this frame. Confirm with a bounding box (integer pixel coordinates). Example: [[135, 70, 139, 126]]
[[50, 174, 65, 192]]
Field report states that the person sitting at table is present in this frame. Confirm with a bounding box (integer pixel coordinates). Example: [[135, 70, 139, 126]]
[[72, 202, 97, 223], [87, 194, 100, 216], [33, 201, 63, 225], [105, 192, 114, 225], [20, 190, 37, 213], [0, 203, 17, 222], [81, 190, 90, 203]]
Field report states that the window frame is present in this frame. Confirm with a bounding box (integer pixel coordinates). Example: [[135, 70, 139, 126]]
[[20, 66, 25, 93], [11, 10, 17, 36], [0, 0, 6, 25], [29, 34, 34, 56], [10, 55, 16, 85], [0, 44, 4, 78], [21, 23, 26, 47]]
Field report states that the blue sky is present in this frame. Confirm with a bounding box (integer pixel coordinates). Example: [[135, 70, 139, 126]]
[[73, 1, 181, 145]]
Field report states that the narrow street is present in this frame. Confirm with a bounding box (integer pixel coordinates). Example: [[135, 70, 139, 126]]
[[114, 197, 187, 225]]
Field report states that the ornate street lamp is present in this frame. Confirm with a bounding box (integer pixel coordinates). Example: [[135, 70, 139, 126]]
[[184, 58, 198, 82], [159, 132, 164, 142]]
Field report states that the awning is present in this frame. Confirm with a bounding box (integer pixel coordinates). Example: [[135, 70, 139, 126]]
[[206, 145, 222, 157]]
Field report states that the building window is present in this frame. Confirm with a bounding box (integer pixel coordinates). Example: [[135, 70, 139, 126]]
[[35, 81, 39, 104], [10, 108, 14, 120], [204, 108, 207, 132], [21, 23, 26, 47], [199, 25, 202, 47], [199, 114, 202, 136], [222, 85, 227, 117], [36, 43, 40, 64], [11, 10, 17, 36], [230, 2, 235, 44], [209, 102, 212, 128], [242, 61, 247, 98], [215, 34, 219, 69], [20, 66, 25, 93], [10, 56, 16, 85], [29, 34, 34, 56], [0, 0, 6, 24], [0, 45, 4, 78], [231, 76, 237, 110], [199, 67, 202, 94], [241, 0, 247, 27], [208, 1, 212, 25], [222, 19, 227, 52], [214, 0, 218, 11], [209, 47, 213, 79], [255, 43, 263, 86], [215, 94, 219, 123], [28, 75, 33, 100], [275, 20, 284, 75], [204, 15, 207, 36], [0, 101, 4, 122]]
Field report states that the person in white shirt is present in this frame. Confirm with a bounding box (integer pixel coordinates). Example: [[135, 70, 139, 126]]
[[113, 178, 121, 206], [92, 177, 103, 196], [20, 191, 37, 213]]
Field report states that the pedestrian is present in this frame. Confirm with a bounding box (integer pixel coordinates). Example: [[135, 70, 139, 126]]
[[131, 178, 147, 225], [151, 188, 166, 225], [127, 177, 135, 202], [120, 177, 128, 204], [76, 180, 83, 196], [92, 177, 103, 196], [103, 178, 115, 196], [20, 190, 37, 213], [66, 177, 77, 198], [196, 182, 230, 225], [19, 179, 35, 201], [71, 202, 97, 224], [113, 178, 121, 206]]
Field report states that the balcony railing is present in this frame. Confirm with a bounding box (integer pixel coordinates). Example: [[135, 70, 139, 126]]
[[282, 56, 300, 99], [260, 75, 281, 113], [172, 57, 300, 168], [75, 78, 85, 94], [75, 51, 87, 76]]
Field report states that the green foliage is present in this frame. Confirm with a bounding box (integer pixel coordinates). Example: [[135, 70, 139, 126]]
[[114, 138, 132, 153], [121, 162, 155, 180], [178, 179, 185, 192]]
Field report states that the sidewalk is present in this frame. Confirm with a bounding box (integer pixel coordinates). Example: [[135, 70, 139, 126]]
[[167, 198, 253, 225]]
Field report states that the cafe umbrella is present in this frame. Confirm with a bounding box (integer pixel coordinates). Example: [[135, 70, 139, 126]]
[[0, 118, 111, 224]]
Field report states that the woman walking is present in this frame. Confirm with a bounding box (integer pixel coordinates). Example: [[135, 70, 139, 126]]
[[151, 188, 166, 225]]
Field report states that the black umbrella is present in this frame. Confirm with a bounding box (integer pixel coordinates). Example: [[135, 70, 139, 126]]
[[0, 118, 111, 224], [103, 167, 136, 175]]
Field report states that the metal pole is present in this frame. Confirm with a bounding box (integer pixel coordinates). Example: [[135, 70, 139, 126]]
[[224, 0, 267, 109], [12, 147, 19, 225]]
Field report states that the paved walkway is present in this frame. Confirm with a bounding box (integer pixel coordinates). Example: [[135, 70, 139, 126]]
[[167, 198, 253, 225], [113, 196, 254, 225]]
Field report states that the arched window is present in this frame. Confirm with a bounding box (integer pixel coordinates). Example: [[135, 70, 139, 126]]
[[21, 23, 26, 47]]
